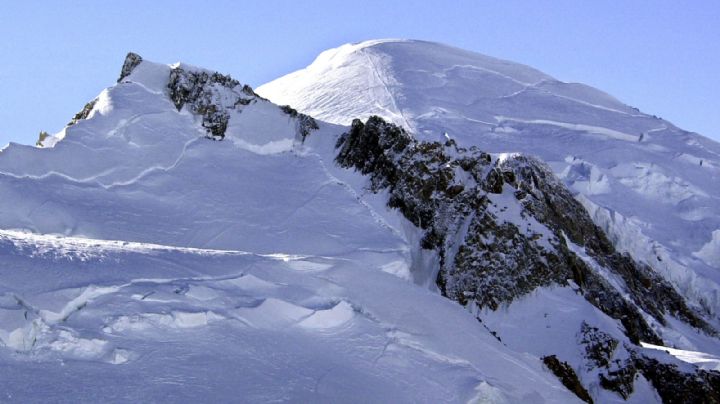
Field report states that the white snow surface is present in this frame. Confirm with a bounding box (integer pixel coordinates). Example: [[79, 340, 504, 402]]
[[0, 230, 577, 402], [0, 57, 581, 402], [258, 39, 720, 321], [641, 342, 720, 372]]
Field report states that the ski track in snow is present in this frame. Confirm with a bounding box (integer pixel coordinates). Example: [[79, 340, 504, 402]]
[[307, 150, 407, 242], [0, 111, 200, 190], [104, 136, 202, 189], [362, 49, 414, 131]]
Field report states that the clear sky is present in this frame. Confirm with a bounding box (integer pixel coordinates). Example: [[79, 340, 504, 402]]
[[1, 1, 719, 147]]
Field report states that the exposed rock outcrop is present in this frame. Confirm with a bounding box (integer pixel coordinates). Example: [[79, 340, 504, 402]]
[[165, 68, 318, 141], [336, 116, 710, 342], [542, 355, 594, 403], [167, 67, 241, 139], [280, 105, 318, 142], [67, 99, 97, 127], [117, 52, 143, 83], [335, 115, 718, 401], [35, 131, 49, 147]]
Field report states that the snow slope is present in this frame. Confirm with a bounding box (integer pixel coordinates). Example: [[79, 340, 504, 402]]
[[0, 229, 580, 403], [258, 39, 720, 322], [0, 55, 579, 402]]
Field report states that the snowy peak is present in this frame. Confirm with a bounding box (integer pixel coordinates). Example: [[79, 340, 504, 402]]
[[3, 46, 720, 402], [35, 52, 318, 151], [0, 54, 329, 243], [257, 39, 635, 132], [258, 38, 720, 337], [0, 52, 588, 402]]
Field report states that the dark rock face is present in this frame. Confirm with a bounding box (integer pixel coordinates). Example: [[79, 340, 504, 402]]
[[67, 99, 98, 127], [335, 115, 718, 401], [542, 355, 594, 403], [497, 155, 712, 337], [280, 105, 318, 142], [634, 355, 720, 403], [165, 69, 318, 142], [592, 349, 720, 402], [579, 322, 619, 370], [167, 67, 241, 140], [599, 364, 637, 400], [35, 131, 49, 147], [117, 52, 143, 83], [576, 314, 720, 401], [578, 322, 636, 399], [335, 116, 709, 343]]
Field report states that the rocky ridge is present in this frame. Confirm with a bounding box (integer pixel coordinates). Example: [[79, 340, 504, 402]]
[[116, 52, 720, 402], [257, 39, 720, 330], [335, 116, 720, 401], [165, 61, 317, 141], [117, 52, 318, 142]]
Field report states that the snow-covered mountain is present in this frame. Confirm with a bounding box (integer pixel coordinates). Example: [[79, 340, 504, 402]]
[[258, 38, 720, 328], [0, 53, 583, 403], [0, 45, 718, 403]]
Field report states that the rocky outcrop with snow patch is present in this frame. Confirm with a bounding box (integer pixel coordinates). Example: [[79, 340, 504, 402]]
[[259, 39, 720, 326], [162, 58, 319, 141], [335, 115, 719, 401]]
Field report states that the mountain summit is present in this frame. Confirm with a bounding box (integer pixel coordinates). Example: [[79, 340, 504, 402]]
[[259, 38, 720, 326], [0, 52, 579, 402], [0, 45, 718, 402]]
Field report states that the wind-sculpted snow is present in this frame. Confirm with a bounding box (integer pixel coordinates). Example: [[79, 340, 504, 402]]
[[0, 231, 579, 402], [258, 39, 720, 324], [0, 57, 378, 256]]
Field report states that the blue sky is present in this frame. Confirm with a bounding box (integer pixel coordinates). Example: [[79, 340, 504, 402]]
[[1, 1, 718, 146]]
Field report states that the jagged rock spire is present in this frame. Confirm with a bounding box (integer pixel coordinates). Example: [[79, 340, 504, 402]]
[[117, 52, 143, 83]]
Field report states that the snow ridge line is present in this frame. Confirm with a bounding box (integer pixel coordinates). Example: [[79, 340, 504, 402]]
[[495, 116, 639, 141], [443, 64, 539, 87], [459, 69, 645, 117], [105, 136, 202, 189], [548, 91, 645, 117], [0, 136, 202, 190], [0, 229, 315, 261]]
